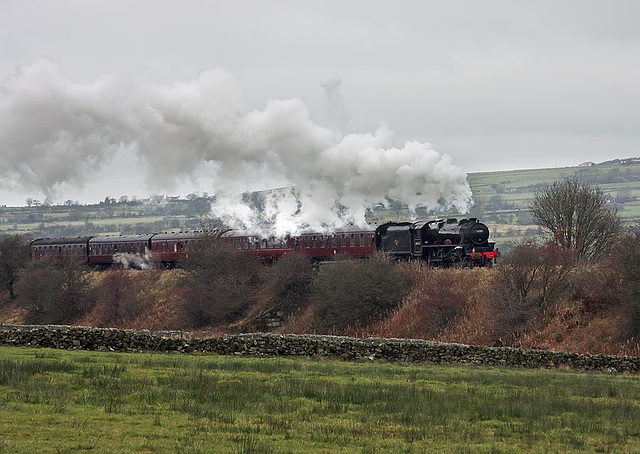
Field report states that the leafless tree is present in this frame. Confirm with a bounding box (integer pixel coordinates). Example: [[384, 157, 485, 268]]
[[493, 242, 574, 344], [530, 177, 622, 261], [18, 255, 93, 324], [180, 223, 261, 329], [0, 235, 31, 299]]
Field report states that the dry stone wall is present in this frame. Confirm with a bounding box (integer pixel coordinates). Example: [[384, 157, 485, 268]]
[[1, 324, 639, 373]]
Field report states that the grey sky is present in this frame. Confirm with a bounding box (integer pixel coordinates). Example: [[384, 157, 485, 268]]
[[1, 0, 639, 207]]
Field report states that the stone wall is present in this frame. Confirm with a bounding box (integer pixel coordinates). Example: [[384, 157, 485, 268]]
[[1, 324, 638, 373]]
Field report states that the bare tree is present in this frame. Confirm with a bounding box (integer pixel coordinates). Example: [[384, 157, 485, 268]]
[[17, 256, 93, 324], [493, 242, 574, 344], [180, 222, 261, 329], [530, 177, 622, 261], [0, 235, 31, 299]]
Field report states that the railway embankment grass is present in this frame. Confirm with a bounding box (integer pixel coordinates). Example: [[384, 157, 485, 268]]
[[1, 344, 640, 453]]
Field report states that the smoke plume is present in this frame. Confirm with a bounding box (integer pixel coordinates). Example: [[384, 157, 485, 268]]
[[0, 59, 472, 234]]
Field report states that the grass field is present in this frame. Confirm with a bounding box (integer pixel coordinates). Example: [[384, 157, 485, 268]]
[[1, 347, 639, 453]]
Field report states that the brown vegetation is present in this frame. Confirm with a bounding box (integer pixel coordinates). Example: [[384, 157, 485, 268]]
[[1, 229, 640, 357]]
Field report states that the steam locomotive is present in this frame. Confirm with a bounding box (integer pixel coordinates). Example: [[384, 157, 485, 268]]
[[30, 218, 497, 268], [375, 218, 497, 267]]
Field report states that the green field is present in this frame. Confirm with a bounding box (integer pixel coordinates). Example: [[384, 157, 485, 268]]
[[1, 346, 639, 453], [467, 161, 640, 225]]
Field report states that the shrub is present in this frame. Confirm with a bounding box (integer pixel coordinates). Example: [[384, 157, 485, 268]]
[[243, 253, 315, 330], [609, 228, 640, 343], [311, 253, 412, 333], [90, 270, 145, 327], [492, 242, 574, 344], [370, 267, 474, 340], [569, 265, 620, 315], [180, 234, 261, 329], [17, 256, 93, 325]]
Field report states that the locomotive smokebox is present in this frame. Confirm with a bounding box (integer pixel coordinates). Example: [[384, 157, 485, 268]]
[[464, 221, 490, 245]]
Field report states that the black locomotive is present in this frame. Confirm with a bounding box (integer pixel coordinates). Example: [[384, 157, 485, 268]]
[[375, 218, 497, 267]]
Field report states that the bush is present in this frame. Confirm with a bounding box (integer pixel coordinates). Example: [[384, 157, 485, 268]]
[[90, 270, 145, 327], [609, 228, 640, 343], [492, 242, 574, 344], [371, 268, 472, 340], [180, 234, 261, 329], [311, 253, 411, 333], [243, 253, 315, 330], [17, 256, 93, 325], [569, 265, 620, 315]]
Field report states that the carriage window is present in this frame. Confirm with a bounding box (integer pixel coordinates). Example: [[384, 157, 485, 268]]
[[304, 237, 310, 248], [341, 235, 346, 247], [351, 234, 356, 247], [332, 236, 337, 248], [312, 236, 317, 248], [360, 233, 366, 246]]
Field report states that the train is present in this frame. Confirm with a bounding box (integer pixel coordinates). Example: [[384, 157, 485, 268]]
[[30, 217, 498, 269]]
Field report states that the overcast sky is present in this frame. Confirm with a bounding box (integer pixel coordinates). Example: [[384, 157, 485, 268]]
[[1, 0, 639, 208]]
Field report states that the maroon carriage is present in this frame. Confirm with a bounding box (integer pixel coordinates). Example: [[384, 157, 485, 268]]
[[88, 234, 154, 269], [30, 237, 92, 262], [150, 232, 202, 268]]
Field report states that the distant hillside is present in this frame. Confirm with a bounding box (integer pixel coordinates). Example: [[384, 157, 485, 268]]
[[1, 159, 639, 239], [468, 158, 640, 225]]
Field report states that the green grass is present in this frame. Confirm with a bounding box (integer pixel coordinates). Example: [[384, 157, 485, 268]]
[[1, 347, 639, 452]]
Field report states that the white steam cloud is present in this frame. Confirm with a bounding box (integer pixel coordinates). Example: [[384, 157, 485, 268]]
[[0, 59, 472, 235]]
